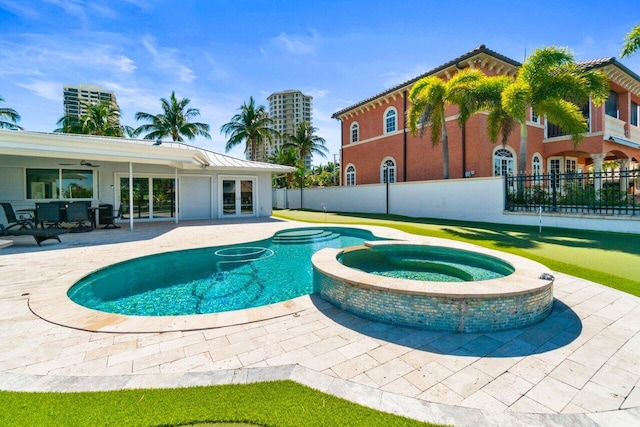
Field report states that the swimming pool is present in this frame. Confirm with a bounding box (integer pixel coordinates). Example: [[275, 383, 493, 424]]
[[67, 227, 382, 316]]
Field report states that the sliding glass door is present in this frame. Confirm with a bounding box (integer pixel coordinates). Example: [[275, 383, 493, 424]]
[[119, 176, 175, 220]]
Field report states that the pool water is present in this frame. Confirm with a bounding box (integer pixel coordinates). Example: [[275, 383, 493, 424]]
[[338, 244, 514, 282], [67, 227, 381, 316]]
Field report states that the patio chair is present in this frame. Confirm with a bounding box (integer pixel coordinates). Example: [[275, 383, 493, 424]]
[[66, 202, 91, 232], [99, 203, 121, 229], [1, 203, 34, 230], [36, 202, 63, 229]]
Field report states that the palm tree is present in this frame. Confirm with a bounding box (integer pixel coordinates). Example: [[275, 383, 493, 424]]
[[268, 146, 298, 188], [135, 91, 211, 141], [407, 68, 485, 179], [407, 76, 448, 178], [621, 24, 640, 58], [283, 122, 328, 203], [283, 121, 328, 169], [55, 100, 126, 136], [502, 46, 609, 175], [0, 95, 22, 130], [476, 75, 519, 146], [221, 97, 276, 161], [445, 68, 490, 177]]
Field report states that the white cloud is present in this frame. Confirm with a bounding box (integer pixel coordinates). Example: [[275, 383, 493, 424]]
[[203, 52, 231, 81], [381, 63, 432, 89], [142, 35, 195, 83], [0, 0, 41, 19], [88, 2, 118, 19], [263, 30, 320, 56], [43, 0, 86, 21], [303, 87, 328, 99], [15, 80, 62, 101]]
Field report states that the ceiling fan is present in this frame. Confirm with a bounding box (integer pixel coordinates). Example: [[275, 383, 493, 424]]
[[59, 160, 101, 168]]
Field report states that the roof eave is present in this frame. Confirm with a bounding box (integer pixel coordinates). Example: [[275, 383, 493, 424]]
[[331, 44, 521, 120]]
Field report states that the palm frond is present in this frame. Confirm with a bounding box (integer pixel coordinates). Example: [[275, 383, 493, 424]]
[[621, 24, 640, 58]]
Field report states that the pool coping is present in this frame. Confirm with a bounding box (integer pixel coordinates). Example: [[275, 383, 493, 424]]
[[312, 239, 554, 298]]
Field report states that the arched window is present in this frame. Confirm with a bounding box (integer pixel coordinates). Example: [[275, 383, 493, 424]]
[[350, 122, 359, 143], [345, 164, 356, 186], [532, 153, 543, 184], [381, 158, 396, 183], [532, 154, 542, 174], [493, 147, 515, 177], [384, 108, 397, 134]]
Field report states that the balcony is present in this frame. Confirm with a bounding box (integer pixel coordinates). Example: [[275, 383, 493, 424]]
[[605, 115, 626, 139]]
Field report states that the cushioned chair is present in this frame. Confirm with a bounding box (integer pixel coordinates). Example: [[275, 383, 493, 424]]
[[66, 202, 91, 232], [1, 203, 34, 230], [36, 203, 63, 229], [99, 203, 121, 229]]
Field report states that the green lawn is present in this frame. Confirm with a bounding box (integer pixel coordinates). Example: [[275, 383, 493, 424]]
[[0, 381, 438, 427], [273, 209, 640, 296]]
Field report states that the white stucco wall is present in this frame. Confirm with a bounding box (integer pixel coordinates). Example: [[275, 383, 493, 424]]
[[273, 177, 640, 234]]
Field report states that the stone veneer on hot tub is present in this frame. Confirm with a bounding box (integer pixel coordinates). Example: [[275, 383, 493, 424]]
[[312, 241, 554, 333]]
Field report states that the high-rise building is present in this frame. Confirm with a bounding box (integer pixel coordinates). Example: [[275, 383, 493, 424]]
[[264, 90, 313, 169], [63, 84, 118, 120]]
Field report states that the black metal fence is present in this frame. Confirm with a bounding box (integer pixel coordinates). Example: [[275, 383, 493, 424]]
[[505, 169, 640, 216]]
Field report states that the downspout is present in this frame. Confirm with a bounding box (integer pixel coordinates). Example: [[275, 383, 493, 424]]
[[462, 122, 466, 178], [403, 90, 408, 182], [339, 119, 344, 186]]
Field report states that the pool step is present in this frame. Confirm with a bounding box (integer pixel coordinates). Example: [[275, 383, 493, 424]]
[[273, 229, 340, 244]]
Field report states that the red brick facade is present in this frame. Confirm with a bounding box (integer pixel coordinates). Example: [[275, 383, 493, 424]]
[[333, 46, 640, 185]]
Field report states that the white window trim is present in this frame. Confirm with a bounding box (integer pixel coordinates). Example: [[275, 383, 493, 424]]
[[350, 122, 359, 143], [532, 153, 543, 172], [383, 107, 398, 134], [492, 145, 516, 177], [530, 108, 540, 124], [345, 163, 356, 186], [380, 157, 397, 183]]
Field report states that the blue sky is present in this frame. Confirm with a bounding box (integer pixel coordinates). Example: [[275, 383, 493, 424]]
[[1, 0, 639, 163]]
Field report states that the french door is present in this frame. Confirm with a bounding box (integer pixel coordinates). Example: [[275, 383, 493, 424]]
[[220, 177, 255, 217]]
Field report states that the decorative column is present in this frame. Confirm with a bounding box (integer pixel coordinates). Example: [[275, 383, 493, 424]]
[[591, 153, 606, 200]]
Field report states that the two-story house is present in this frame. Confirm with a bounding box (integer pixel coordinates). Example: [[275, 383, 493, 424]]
[[332, 45, 640, 187]]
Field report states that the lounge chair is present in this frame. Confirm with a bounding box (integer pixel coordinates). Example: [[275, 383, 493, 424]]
[[1, 203, 34, 230], [0, 223, 67, 246]]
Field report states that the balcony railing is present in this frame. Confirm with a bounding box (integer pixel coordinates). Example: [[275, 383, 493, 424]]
[[505, 170, 639, 216], [605, 115, 627, 139]]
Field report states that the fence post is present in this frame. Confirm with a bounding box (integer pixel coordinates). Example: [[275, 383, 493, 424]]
[[551, 172, 557, 212], [504, 175, 509, 210]]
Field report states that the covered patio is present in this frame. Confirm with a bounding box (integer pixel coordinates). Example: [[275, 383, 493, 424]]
[[0, 129, 294, 236]]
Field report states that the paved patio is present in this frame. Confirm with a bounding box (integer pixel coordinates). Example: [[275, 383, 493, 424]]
[[0, 219, 639, 426]]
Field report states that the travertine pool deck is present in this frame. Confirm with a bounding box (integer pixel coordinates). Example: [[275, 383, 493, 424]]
[[1, 218, 639, 426]]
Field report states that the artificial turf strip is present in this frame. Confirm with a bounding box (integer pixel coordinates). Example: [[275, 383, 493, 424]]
[[0, 381, 439, 427], [272, 210, 640, 297]]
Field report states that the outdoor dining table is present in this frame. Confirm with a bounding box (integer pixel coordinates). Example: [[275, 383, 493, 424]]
[[18, 204, 108, 230]]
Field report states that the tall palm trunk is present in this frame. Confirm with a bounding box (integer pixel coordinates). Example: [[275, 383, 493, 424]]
[[518, 120, 527, 174], [441, 116, 450, 180]]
